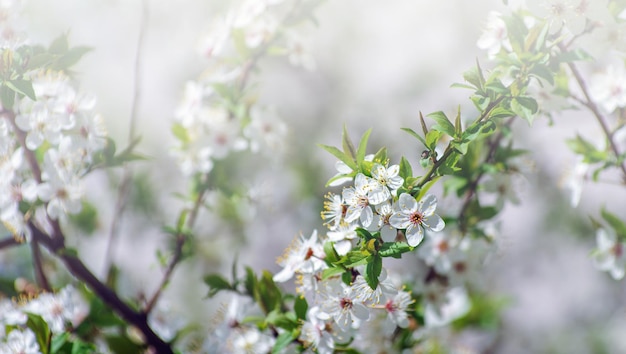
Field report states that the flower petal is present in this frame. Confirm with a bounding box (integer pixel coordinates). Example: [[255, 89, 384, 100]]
[[423, 213, 445, 232], [418, 194, 438, 216], [405, 225, 424, 247]]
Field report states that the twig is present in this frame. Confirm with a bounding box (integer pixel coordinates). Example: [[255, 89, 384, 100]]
[[457, 117, 516, 233], [30, 238, 51, 292], [560, 44, 626, 181], [0, 235, 22, 250], [103, 0, 149, 278], [30, 222, 173, 353]]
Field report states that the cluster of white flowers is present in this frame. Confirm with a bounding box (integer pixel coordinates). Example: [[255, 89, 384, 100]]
[[0, 286, 89, 352], [172, 0, 315, 177], [1, 70, 107, 240]]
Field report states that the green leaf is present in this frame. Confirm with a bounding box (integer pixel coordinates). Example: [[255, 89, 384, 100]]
[[379, 242, 412, 258], [511, 96, 538, 124], [555, 48, 593, 63], [401, 127, 428, 148], [530, 64, 555, 85], [364, 256, 382, 290], [50, 333, 70, 353], [272, 331, 298, 354], [204, 274, 233, 297], [565, 135, 607, 163], [342, 124, 357, 160], [171, 123, 189, 143], [416, 176, 441, 201], [26, 313, 51, 354], [356, 128, 372, 165], [67, 200, 99, 235], [323, 240, 340, 264], [6, 79, 36, 100], [340, 250, 370, 268], [399, 156, 413, 180], [0, 84, 15, 109], [601, 208, 626, 239], [427, 111, 456, 137], [294, 295, 308, 320], [318, 144, 357, 170], [52, 46, 92, 70], [354, 227, 374, 241], [49, 34, 69, 54], [373, 147, 388, 164], [425, 130, 443, 151], [321, 266, 345, 280]]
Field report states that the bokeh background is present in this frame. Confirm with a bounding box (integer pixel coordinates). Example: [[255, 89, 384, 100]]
[[3, 0, 626, 352]]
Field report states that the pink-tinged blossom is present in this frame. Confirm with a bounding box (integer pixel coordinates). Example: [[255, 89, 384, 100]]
[[389, 193, 445, 247], [371, 163, 403, 197], [372, 201, 397, 242], [300, 306, 336, 354], [351, 269, 397, 305], [23, 286, 89, 333]]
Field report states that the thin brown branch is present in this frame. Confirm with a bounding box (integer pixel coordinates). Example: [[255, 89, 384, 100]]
[[30, 238, 51, 292], [560, 44, 626, 181], [30, 222, 173, 353], [103, 0, 149, 278], [457, 117, 516, 233], [0, 235, 22, 250]]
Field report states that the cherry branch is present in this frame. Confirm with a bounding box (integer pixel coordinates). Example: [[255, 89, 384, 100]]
[[29, 222, 173, 353]]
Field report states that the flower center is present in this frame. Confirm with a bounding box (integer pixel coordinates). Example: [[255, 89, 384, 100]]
[[356, 196, 369, 208], [409, 211, 423, 226], [340, 297, 353, 310]]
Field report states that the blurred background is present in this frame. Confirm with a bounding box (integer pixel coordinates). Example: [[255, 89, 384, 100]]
[[3, 0, 626, 352]]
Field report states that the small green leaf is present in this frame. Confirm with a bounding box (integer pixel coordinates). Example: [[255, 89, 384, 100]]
[[318, 144, 357, 170], [204, 274, 233, 297], [416, 176, 441, 201], [601, 208, 626, 239], [171, 123, 189, 143], [511, 96, 538, 124], [427, 111, 456, 137], [321, 266, 345, 280], [272, 331, 298, 354], [401, 127, 428, 148], [342, 124, 357, 160], [0, 84, 15, 109], [49, 34, 69, 54], [379, 242, 412, 258], [356, 128, 372, 165], [364, 256, 382, 290], [26, 313, 51, 354], [425, 130, 443, 151], [294, 295, 308, 321], [6, 79, 36, 100], [399, 156, 413, 179]]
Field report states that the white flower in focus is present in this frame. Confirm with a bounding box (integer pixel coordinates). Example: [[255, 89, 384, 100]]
[[373, 202, 397, 242], [589, 64, 626, 113], [327, 221, 358, 256], [342, 173, 381, 227], [321, 193, 346, 230], [318, 279, 369, 332], [371, 163, 403, 197], [389, 193, 445, 247], [592, 228, 626, 280], [273, 230, 326, 282], [351, 269, 397, 305], [477, 11, 511, 58], [0, 328, 41, 354]]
